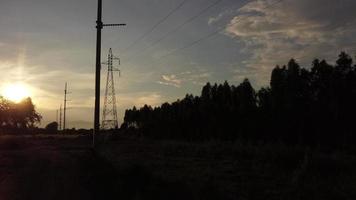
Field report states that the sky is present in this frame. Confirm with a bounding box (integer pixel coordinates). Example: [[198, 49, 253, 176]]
[[0, 0, 355, 128]]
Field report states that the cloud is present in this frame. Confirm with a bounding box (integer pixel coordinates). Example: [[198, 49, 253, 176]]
[[159, 74, 182, 88], [186, 72, 211, 85], [158, 70, 211, 87], [119, 92, 163, 108], [225, 0, 356, 86], [208, 10, 234, 25]]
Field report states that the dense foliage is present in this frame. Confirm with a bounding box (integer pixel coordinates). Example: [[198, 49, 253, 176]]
[[45, 121, 58, 133], [123, 52, 356, 146], [0, 97, 42, 129]]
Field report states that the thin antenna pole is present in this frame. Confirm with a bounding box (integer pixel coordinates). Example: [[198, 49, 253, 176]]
[[56, 109, 59, 130], [93, 0, 126, 148], [63, 82, 68, 131], [59, 104, 62, 130]]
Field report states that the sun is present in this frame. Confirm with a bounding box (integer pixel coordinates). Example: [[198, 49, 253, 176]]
[[2, 83, 31, 102]]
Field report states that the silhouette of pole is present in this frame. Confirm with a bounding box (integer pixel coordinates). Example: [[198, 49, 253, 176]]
[[63, 82, 68, 131], [56, 109, 59, 130], [94, 0, 102, 145], [93, 0, 125, 147], [59, 104, 62, 130]]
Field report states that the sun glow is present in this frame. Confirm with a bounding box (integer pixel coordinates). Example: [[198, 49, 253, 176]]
[[2, 83, 31, 102]]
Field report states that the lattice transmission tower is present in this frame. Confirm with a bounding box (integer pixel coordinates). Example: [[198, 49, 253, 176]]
[[102, 48, 121, 129]]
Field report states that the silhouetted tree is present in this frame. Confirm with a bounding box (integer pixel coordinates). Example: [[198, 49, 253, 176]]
[[122, 52, 356, 149], [0, 97, 41, 130], [45, 121, 58, 133]]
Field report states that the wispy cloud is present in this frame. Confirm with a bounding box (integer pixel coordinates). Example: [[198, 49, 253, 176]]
[[225, 0, 356, 86], [158, 70, 211, 88], [119, 92, 163, 108], [159, 74, 182, 88], [208, 11, 229, 25]]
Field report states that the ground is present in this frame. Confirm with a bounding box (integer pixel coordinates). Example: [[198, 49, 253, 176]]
[[0, 134, 355, 200]]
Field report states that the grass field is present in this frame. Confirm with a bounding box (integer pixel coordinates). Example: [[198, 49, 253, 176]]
[[0, 134, 355, 200]]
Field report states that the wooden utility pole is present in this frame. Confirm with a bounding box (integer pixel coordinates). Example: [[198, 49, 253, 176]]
[[93, 0, 126, 147], [94, 0, 103, 139]]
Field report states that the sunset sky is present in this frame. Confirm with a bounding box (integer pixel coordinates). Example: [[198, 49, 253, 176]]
[[0, 0, 355, 128]]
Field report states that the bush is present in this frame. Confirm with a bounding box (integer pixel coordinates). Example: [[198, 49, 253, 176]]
[[45, 121, 58, 134]]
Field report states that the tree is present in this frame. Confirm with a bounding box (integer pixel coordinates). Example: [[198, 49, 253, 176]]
[[45, 121, 58, 133], [0, 97, 11, 126], [336, 52, 352, 74], [257, 87, 271, 111], [270, 65, 286, 112], [11, 98, 42, 128], [201, 82, 212, 100], [237, 79, 256, 112], [0, 97, 41, 129], [122, 52, 356, 148]]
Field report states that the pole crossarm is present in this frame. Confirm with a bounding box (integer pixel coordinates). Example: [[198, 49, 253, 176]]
[[103, 23, 127, 27]]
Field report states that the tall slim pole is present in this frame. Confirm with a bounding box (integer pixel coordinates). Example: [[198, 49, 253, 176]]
[[93, 0, 126, 147], [56, 109, 59, 130], [94, 0, 103, 147], [59, 104, 62, 130], [63, 82, 68, 131]]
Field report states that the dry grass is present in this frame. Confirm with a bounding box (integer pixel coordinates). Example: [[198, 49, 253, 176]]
[[0, 134, 355, 200]]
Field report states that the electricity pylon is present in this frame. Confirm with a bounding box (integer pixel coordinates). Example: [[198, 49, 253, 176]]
[[102, 48, 120, 130], [93, 0, 126, 147]]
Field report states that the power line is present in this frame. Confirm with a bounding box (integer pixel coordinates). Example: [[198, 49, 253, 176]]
[[121, 0, 189, 55], [158, 0, 285, 60], [124, 0, 224, 63]]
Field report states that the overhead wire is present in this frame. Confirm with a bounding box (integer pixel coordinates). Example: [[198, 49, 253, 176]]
[[124, 0, 224, 63], [121, 0, 189, 55], [157, 0, 285, 61], [122, 0, 286, 73]]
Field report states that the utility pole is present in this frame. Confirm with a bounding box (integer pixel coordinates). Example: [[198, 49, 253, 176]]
[[56, 109, 59, 130], [59, 104, 62, 130], [63, 82, 68, 131], [93, 0, 126, 147]]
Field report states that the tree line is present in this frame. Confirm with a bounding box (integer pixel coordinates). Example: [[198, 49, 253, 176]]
[[0, 97, 41, 131], [122, 52, 356, 147]]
